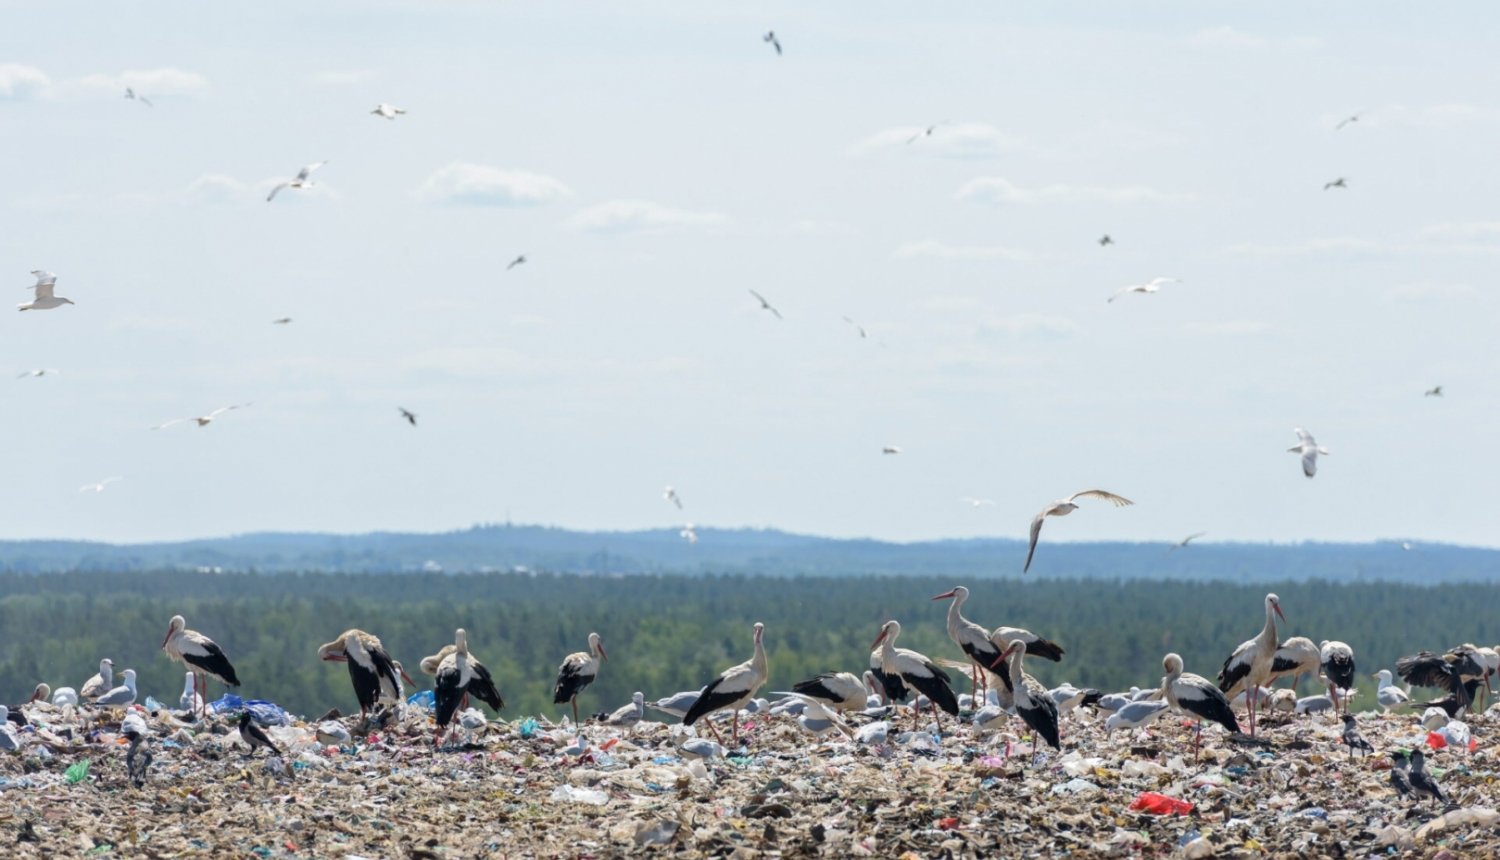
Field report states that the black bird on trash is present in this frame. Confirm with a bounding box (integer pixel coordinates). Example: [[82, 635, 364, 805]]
[[1408, 750, 1449, 805], [1388, 751, 1413, 799], [238, 712, 281, 757]]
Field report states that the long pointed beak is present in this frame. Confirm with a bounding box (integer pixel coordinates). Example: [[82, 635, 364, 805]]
[[932, 590, 956, 600], [1274, 605, 1286, 622], [871, 631, 887, 649], [324, 654, 348, 663], [161, 631, 172, 649], [400, 668, 417, 687], [599, 646, 608, 662]]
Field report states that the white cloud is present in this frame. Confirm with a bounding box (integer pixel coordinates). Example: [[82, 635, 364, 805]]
[[312, 70, 377, 86], [567, 200, 726, 233], [416, 163, 572, 207], [1223, 237, 1381, 257], [183, 175, 252, 204], [1187, 26, 1321, 50], [73, 68, 210, 96], [1387, 282, 1479, 302], [851, 122, 1024, 159], [978, 313, 1080, 339], [893, 240, 1032, 261], [958, 176, 1176, 205], [1184, 321, 1272, 337], [788, 219, 858, 236], [0, 64, 51, 100], [1420, 222, 1500, 242]]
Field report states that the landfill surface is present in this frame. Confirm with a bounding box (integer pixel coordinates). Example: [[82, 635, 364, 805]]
[[4, 693, 1500, 859]]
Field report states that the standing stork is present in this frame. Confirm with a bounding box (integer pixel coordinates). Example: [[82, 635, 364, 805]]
[[872, 620, 959, 729], [1320, 640, 1356, 714], [994, 640, 1060, 765], [932, 586, 1002, 697], [317, 629, 410, 723], [1160, 653, 1240, 760], [683, 622, 768, 746], [788, 671, 868, 713], [868, 649, 909, 705], [552, 632, 607, 726], [1217, 593, 1285, 738], [1269, 636, 1321, 694], [161, 615, 240, 720], [433, 629, 505, 747]]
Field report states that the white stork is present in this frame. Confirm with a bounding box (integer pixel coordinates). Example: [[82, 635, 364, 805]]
[[932, 586, 1003, 695], [872, 620, 960, 729], [1319, 640, 1356, 713], [317, 629, 411, 722], [1160, 652, 1240, 759], [552, 632, 607, 725], [1216, 593, 1284, 737], [990, 626, 1067, 663], [433, 629, 505, 747], [995, 640, 1060, 764], [1269, 636, 1321, 694], [683, 622, 767, 746], [80, 658, 114, 702], [161, 615, 240, 719], [788, 671, 868, 713], [868, 648, 909, 705], [860, 671, 887, 709]]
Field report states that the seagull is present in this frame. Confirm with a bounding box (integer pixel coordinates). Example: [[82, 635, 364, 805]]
[[125, 88, 153, 107], [506, 255, 526, 271], [1287, 427, 1329, 478], [1425, 386, 1443, 397], [906, 121, 948, 144], [1025, 490, 1134, 573], [1323, 177, 1347, 191], [1098, 235, 1113, 247], [19, 271, 74, 311], [17, 369, 59, 378], [664, 486, 683, 509], [763, 30, 782, 55], [272, 317, 292, 324], [961, 498, 995, 507], [78, 477, 123, 493], [267, 161, 327, 202], [882, 446, 901, 455], [1373, 669, 1410, 711], [370, 103, 406, 120], [153, 404, 250, 430], [680, 523, 698, 544], [749, 289, 782, 320], [1334, 113, 1361, 130], [398, 408, 417, 426], [842, 317, 867, 338], [1108, 277, 1180, 303], [1165, 532, 1207, 556]]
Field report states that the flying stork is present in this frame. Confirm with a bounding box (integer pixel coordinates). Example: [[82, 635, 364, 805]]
[[1217, 593, 1285, 737], [683, 622, 768, 746], [161, 615, 241, 719], [994, 639, 1060, 765], [552, 632, 607, 725], [932, 586, 1002, 696], [317, 629, 412, 723], [1160, 652, 1240, 759], [872, 619, 960, 729], [1319, 640, 1356, 714], [433, 629, 506, 747], [1397, 646, 1484, 715]]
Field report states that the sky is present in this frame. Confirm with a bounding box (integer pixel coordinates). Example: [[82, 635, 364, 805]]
[[1, 2, 1498, 546]]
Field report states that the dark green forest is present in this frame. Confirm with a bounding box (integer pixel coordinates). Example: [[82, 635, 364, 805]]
[[2, 570, 1495, 720]]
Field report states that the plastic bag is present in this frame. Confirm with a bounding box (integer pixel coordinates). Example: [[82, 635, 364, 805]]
[[407, 690, 435, 710], [1128, 791, 1193, 816], [65, 760, 91, 785], [550, 785, 609, 805], [208, 695, 243, 715], [243, 701, 291, 727]]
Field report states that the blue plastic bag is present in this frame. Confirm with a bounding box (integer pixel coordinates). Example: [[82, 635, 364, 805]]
[[407, 690, 435, 710], [208, 694, 243, 714], [243, 700, 290, 727]]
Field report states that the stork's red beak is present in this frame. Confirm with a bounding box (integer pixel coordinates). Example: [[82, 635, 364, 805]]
[[27, 690, 40, 704], [932, 590, 957, 600], [400, 668, 417, 687], [598, 645, 609, 662], [1273, 604, 1286, 622], [161, 630, 172, 649], [323, 654, 348, 663], [871, 631, 888, 649]]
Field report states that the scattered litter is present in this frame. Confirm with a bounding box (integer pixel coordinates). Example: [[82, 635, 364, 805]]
[[550, 785, 610, 805]]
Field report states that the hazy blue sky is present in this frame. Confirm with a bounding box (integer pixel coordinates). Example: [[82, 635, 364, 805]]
[[2, 2, 1497, 546]]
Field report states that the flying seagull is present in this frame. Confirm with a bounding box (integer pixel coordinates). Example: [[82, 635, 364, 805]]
[[1323, 177, 1347, 191], [371, 103, 406, 120], [961, 497, 995, 507], [272, 317, 292, 324], [680, 523, 698, 544], [906, 121, 948, 144], [1287, 427, 1329, 478], [267, 161, 327, 202], [79, 477, 124, 493], [749, 290, 782, 320], [125, 88, 153, 107], [842, 316, 867, 338], [1424, 385, 1443, 397], [664, 486, 683, 509], [1334, 112, 1361, 130], [1108, 277, 1180, 303], [17, 369, 59, 379], [763, 30, 782, 55], [1099, 235, 1113, 247], [1025, 490, 1134, 573], [882, 446, 901, 455], [153, 404, 251, 430], [506, 255, 526, 271], [19, 271, 74, 311], [398, 408, 417, 427], [1165, 532, 1207, 555]]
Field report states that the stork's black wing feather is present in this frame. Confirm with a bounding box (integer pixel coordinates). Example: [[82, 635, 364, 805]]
[[1397, 651, 1455, 690]]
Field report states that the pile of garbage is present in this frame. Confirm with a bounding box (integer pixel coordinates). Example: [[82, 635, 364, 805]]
[[4, 693, 1500, 858]]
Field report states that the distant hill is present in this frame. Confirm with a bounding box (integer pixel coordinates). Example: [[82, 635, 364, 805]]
[[0, 524, 1491, 582]]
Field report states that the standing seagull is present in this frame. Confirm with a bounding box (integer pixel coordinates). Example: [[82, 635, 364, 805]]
[[1166, 532, 1207, 555], [763, 30, 782, 55], [552, 632, 607, 725], [748, 289, 783, 320], [683, 622, 768, 745], [664, 486, 683, 509], [81, 658, 114, 702], [370, 103, 406, 120], [1425, 386, 1443, 397], [161, 615, 241, 719], [266, 161, 327, 202], [1160, 653, 1240, 759], [506, 255, 526, 271], [152, 404, 250, 429], [18, 271, 74, 311], [1024, 490, 1134, 573], [1323, 177, 1348, 190], [1320, 640, 1356, 713], [237, 712, 281, 757], [602, 692, 645, 732], [932, 586, 1001, 695], [433, 629, 505, 746], [1107, 277, 1180, 303], [398, 408, 417, 426], [1373, 669, 1410, 711], [94, 669, 138, 709], [1288, 428, 1329, 478], [317, 629, 407, 723], [1217, 593, 1285, 738], [871, 620, 959, 728], [125, 87, 153, 107], [78, 477, 123, 493], [994, 640, 1060, 764]]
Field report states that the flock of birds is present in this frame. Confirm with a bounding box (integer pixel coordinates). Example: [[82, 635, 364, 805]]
[[2, 586, 1485, 806]]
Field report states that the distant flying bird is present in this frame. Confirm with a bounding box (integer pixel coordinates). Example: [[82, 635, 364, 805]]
[[1402, 542, 1414, 551], [1334, 112, 1361, 130], [1425, 385, 1443, 397], [1099, 235, 1113, 247], [763, 30, 782, 55], [842, 316, 867, 338], [1166, 532, 1207, 555], [266, 161, 327, 202], [906, 121, 948, 144], [961, 497, 995, 507], [370, 103, 406, 120], [17, 369, 59, 378], [749, 289, 782, 320], [680, 523, 698, 544], [78, 477, 123, 494], [1287, 427, 1329, 478], [1323, 177, 1347, 191], [664, 486, 683, 509], [19, 271, 74, 311], [882, 446, 901, 455], [1108, 277, 1180, 303], [398, 407, 417, 426], [506, 255, 526, 271], [272, 317, 292, 324], [124, 88, 152, 107], [1025, 490, 1134, 573], [153, 404, 250, 430]]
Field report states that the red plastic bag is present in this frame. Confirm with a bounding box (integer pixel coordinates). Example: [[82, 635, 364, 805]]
[[937, 818, 960, 831], [1129, 792, 1194, 816], [1427, 732, 1448, 750]]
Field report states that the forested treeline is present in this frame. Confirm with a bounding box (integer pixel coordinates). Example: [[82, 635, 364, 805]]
[[1, 570, 1495, 720]]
